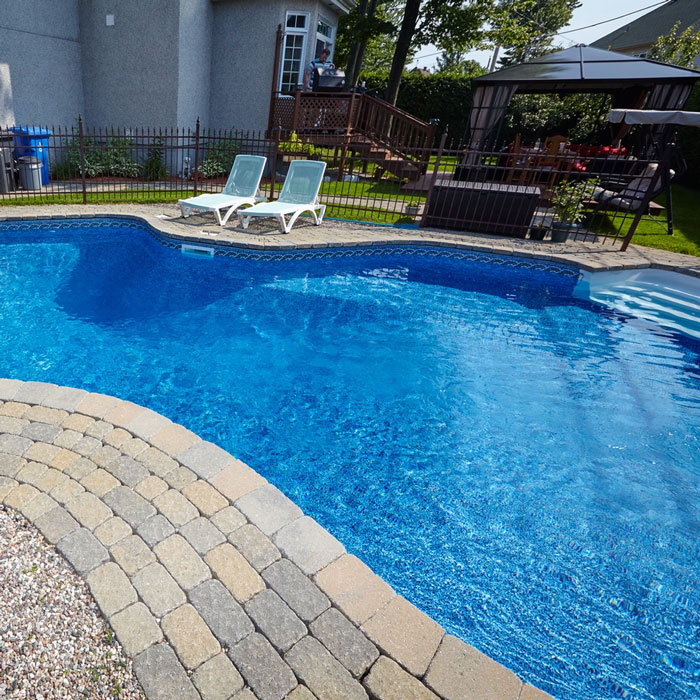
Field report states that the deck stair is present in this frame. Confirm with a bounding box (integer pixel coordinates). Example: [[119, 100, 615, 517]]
[[269, 91, 435, 182]]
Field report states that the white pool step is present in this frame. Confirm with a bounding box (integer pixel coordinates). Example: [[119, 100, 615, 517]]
[[574, 269, 700, 340]]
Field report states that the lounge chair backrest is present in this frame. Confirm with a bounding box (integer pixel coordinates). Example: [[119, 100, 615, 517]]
[[223, 155, 266, 198], [619, 162, 674, 201], [278, 160, 327, 205]]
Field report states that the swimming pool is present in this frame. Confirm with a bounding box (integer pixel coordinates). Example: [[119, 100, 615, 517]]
[[1, 218, 698, 700]]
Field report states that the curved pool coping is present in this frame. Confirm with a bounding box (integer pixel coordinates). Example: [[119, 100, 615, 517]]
[[0, 380, 551, 700], [2, 206, 699, 700]]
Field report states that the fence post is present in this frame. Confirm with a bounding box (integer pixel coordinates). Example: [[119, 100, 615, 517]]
[[419, 130, 447, 229], [269, 125, 281, 200], [193, 117, 200, 197], [78, 114, 87, 204]]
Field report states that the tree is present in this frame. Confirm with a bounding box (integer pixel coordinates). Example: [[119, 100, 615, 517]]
[[436, 49, 485, 75], [383, 0, 537, 105], [497, 0, 580, 66], [647, 21, 700, 69]]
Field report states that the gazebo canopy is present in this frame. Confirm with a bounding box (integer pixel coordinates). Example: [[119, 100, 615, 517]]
[[466, 45, 700, 150], [472, 45, 700, 93]]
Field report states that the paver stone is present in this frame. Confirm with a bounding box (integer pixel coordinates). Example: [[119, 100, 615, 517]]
[[162, 603, 221, 669]]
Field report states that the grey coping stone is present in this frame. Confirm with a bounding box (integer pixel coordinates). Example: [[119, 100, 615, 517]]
[[180, 516, 226, 555], [110, 602, 162, 658], [235, 485, 303, 537], [210, 505, 247, 535], [310, 608, 378, 678], [179, 440, 233, 479], [103, 485, 156, 528], [34, 506, 80, 544], [424, 634, 523, 700], [56, 527, 110, 575], [273, 517, 345, 575], [0, 454, 25, 478], [189, 579, 254, 648], [229, 632, 297, 700], [132, 562, 186, 617], [105, 454, 149, 487], [363, 656, 439, 700], [244, 589, 306, 653], [285, 636, 367, 700], [41, 385, 89, 411], [125, 409, 173, 441], [192, 653, 245, 700], [21, 421, 62, 443], [262, 559, 330, 623], [133, 643, 200, 700], [137, 513, 176, 546], [0, 434, 33, 457], [229, 523, 281, 572], [12, 381, 58, 405], [86, 562, 138, 618], [0, 378, 22, 400]]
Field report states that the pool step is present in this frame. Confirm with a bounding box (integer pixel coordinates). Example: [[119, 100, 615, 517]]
[[576, 269, 700, 340]]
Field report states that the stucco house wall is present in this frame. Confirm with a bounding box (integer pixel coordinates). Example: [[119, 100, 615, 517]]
[[1, 0, 351, 130], [0, 0, 84, 126], [209, 0, 346, 132]]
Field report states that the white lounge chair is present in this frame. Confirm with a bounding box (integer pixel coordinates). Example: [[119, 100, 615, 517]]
[[238, 160, 327, 234], [178, 154, 266, 226]]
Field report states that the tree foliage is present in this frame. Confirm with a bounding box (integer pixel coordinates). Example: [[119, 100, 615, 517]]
[[647, 21, 700, 68], [436, 49, 485, 76], [497, 0, 581, 66]]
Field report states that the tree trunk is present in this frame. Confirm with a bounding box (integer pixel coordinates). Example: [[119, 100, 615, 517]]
[[345, 0, 369, 87], [351, 0, 379, 86], [385, 0, 421, 105]]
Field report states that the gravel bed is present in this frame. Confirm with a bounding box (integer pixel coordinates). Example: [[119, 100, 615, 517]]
[[0, 506, 147, 699]]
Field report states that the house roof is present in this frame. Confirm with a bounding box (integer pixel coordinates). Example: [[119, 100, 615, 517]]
[[591, 0, 699, 51], [472, 44, 700, 92]]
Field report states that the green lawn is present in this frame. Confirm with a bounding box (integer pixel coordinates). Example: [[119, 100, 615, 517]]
[[624, 185, 700, 257]]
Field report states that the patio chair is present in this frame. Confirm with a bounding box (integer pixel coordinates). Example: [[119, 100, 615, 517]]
[[591, 162, 673, 213], [237, 160, 327, 234], [178, 154, 267, 226]]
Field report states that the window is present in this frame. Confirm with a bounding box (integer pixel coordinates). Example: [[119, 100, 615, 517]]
[[280, 12, 309, 92], [315, 16, 335, 61]]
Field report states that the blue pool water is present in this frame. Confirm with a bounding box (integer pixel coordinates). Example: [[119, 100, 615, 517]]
[[1, 218, 699, 700]]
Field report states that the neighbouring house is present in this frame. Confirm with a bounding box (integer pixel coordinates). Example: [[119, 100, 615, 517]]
[[591, 0, 700, 69], [0, 0, 354, 130]]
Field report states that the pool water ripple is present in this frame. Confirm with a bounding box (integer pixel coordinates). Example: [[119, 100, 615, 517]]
[[1, 218, 699, 700]]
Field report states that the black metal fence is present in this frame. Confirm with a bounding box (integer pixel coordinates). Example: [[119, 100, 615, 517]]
[[1, 118, 672, 250]]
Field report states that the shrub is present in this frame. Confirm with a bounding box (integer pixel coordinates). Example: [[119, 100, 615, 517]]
[[198, 139, 240, 179], [144, 139, 167, 181]]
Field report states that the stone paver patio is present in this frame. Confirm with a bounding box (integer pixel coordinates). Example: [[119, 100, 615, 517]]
[[2, 206, 699, 700], [0, 380, 551, 700]]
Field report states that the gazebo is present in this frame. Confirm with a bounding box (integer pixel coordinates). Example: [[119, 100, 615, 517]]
[[467, 45, 700, 150]]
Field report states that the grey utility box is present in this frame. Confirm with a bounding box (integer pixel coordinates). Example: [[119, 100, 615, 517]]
[[18, 156, 42, 190]]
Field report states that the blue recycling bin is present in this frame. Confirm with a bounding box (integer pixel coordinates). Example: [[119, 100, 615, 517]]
[[10, 126, 52, 185]]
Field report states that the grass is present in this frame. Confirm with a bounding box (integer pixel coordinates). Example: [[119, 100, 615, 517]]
[[590, 185, 700, 257]]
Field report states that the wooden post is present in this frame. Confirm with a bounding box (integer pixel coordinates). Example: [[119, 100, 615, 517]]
[[268, 25, 283, 134], [292, 90, 301, 133], [420, 130, 447, 228], [193, 117, 200, 197], [78, 115, 87, 204]]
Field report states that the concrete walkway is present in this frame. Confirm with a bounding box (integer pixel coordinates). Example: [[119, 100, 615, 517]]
[[0, 380, 549, 700]]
